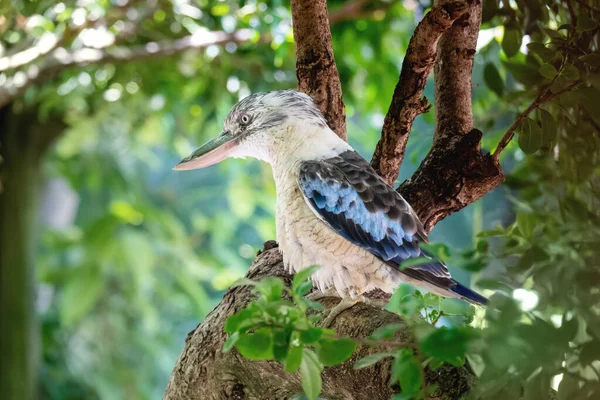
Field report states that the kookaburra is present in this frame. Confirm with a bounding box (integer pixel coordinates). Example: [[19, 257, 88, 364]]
[[174, 90, 487, 314]]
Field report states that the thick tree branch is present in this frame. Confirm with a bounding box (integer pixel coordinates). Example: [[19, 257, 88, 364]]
[[370, 1, 469, 185], [0, 29, 258, 109], [433, 0, 481, 141], [163, 242, 476, 400], [393, 0, 505, 230], [291, 0, 347, 140]]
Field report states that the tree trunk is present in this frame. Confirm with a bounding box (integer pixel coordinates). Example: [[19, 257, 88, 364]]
[[0, 105, 63, 400], [164, 242, 476, 400]]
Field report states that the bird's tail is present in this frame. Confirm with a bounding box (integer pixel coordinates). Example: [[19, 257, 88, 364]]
[[450, 280, 488, 306]]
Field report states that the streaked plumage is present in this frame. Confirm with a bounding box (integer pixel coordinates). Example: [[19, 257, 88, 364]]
[[175, 90, 487, 306]]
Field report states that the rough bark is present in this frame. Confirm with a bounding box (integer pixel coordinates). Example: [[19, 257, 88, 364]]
[[291, 0, 347, 140], [0, 105, 64, 400], [371, 1, 469, 185], [164, 242, 476, 400], [433, 0, 480, 141], [395, 0, 505, 230]]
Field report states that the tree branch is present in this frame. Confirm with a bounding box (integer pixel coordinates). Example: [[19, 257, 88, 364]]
[[492, 81, 584, 160], [394, 0, 505, 230], [0, 29, 258, 109], [291, 0, 347, 140], [434, 0, 480, 141], [163, 243, 476, 400], [370, 1, 469, 185]]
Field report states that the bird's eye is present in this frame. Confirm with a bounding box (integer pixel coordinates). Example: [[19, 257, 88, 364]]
[[239, 114, 251, 125]]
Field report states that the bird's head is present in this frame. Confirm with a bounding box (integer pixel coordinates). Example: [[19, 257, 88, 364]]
[[173, 90, 329, 171]]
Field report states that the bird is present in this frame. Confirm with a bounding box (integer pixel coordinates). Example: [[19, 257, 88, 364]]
[[174, 90, 487, 323]]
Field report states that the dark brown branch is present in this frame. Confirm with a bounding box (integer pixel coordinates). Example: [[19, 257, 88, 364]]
[[291, 0, 347, 140], [395, 0, 505, 230], [0, 29, 259, 109], [398, 129, 504, 231], [163, 243, 476, 400], [434, 0, 481, 141], [370, 1, 469, 185]]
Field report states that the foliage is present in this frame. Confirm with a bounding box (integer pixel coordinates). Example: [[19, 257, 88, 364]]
[[225, 270, 478, 399], [1, 0, 599, 399]]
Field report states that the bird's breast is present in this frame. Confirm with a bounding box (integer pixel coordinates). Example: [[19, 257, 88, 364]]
[[274, 176, 399, 297]]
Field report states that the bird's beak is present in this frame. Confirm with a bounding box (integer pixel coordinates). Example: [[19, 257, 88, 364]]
[[173, 131, 237, 171]]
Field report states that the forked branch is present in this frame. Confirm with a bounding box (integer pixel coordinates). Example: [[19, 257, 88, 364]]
[[370, 1, 469, 184]]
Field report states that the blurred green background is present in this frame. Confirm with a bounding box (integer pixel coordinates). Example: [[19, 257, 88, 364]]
[[3, 0, 597, 399]]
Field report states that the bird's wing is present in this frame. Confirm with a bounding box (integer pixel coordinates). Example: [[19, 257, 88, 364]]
[[297, 151, 445, 271], [296, 151, 490, 306]]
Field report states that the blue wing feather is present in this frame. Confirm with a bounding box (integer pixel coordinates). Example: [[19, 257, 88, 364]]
[[297, 153, 489, 306]]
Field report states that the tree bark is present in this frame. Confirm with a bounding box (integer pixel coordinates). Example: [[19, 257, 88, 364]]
[[0, 105, 63, 400], [396, 0, 504, 230], [371, 1, 469, 185], [291, 0, 347, 140], [164, 242, 476, 400]]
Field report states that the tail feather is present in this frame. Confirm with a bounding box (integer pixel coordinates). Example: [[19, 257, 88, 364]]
[[450, 281, 488, 306]]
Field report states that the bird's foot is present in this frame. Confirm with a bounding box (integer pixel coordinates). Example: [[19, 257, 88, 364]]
[[306, 287, 340, 302], [321, 297, 362, 328]]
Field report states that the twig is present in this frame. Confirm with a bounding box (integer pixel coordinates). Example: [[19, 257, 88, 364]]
[[370, 1, 469, 184], [431, 311, 445, 325], [492, 81, 584, 160]]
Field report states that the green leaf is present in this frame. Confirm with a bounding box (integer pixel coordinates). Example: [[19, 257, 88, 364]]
[[558, 374, 580, 400], [502, 27, 522, 58], [230, 277, 258, 288], [300, 327, 323, 344], [255, 277, 285, 301], [527, 42, 555, 62], [236, 328, 274, 360], [399, 256, 433, 269], [292, 265, 320, 292], [538, 63, 557, 80], [273, 328, 292, 362], [483, 63, 504, 97], [503, 61, 543, 86], [60, 267, 104, 327], [353, 352, 395, 369], [391, 349, 423, 395], [300, 349, 323, 400], [523, 370, 551, 400], [580, 340, 600, 365], [580, 53, 600, 67], [539, 109, 557, 145], [284, 345, 303, 372], [294, 281, 313, 297], [561, 64, 580, 81], [370, 323, 405, 340], [421, 327, 476, 366], [516, 213, 537, 237], [223, 332, 240, 353], [518, 117, 543, 154], [576, 14, 598, 32], [316, 338, 356, 366], [225, 308, 256, 334]]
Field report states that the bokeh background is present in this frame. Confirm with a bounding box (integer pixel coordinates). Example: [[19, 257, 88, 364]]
[[2, 0, 573, 398]]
